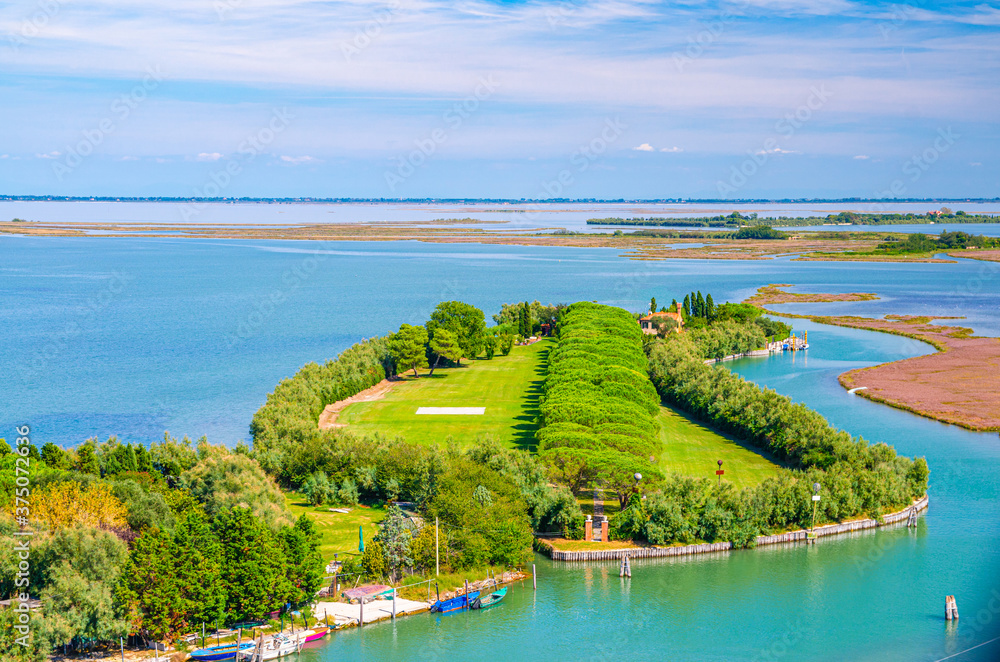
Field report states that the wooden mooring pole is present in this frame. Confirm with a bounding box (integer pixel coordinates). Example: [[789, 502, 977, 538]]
[[532, 563, 537, 590], [620, 555, 631, 578], [392, 588, 397, 620], [946, 595, 959, 620], [359, 597, 364, 627]]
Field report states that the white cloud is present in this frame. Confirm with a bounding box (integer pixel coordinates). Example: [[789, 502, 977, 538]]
[[36, 151, 61, 159], [853, 154, 869, 159], [633, 143, 655, 152], [279, 155, 321, 165], [660, 146, 683, 153], [754, 147, 797, 155], [195, 152, 223, 161]]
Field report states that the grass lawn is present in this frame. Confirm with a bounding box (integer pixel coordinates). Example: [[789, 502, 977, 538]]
[[284, 492, 386, 562], [339, 339, 551, 450], [657, 404, 784, 489]]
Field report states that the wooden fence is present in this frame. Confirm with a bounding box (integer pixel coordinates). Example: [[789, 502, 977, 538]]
[[544, 495, 929, 562]]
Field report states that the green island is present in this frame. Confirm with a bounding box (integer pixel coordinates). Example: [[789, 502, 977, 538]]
[[588, 209, 999, 227], [0, 295, 928, 660]]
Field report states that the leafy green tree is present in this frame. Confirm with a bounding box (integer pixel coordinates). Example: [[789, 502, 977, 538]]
[[498, 332, 514, 356], [683, 294, 690, 317], [280, 515, 325, 602], [429, 300, 486, 362], [0, 438, 10, 457], [428, 327, 463, 375], [181, 452, 293, 528], [361, 540, 388, 580], [373, 506, 413, 583], [76, 441, 101, 476], [695, 291, 705, 318], [33, 528, 129, 651], [649, 297, 656, 314], [599, 452, 661, 510], [483, 334, 497, 360], [214, 507, 290, 621], [118, 527, 182, 639], [390, 323, 429, 377], [40, 443, 70, 469], [705, 293, 715, 320]]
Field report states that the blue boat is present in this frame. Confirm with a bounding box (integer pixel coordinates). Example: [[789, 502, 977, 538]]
[[430, 590, 480, 614], [190, 642, 256, 662]]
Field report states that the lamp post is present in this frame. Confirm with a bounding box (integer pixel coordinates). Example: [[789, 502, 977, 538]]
[[810, 482, 821, 540], [716, 459, 724, 486]]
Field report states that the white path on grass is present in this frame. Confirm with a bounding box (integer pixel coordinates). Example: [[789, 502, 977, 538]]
[[415, 407, 486, 415]]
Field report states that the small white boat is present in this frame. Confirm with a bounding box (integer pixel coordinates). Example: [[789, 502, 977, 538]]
[[238, 633, 303, 661]]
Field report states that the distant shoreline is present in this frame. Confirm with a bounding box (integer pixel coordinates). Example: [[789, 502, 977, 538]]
[[2, 195, 1000, 204]]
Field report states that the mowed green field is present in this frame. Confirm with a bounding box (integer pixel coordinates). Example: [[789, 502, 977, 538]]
[[657, 404, 783, 489], [284, 492, 386, 560], [338, 339, 551, 450]]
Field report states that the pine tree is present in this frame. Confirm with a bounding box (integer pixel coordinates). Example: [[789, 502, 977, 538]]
[[123, 444, 138, 473], [78, 441, 101, 476], [215, 507, 289, 621]]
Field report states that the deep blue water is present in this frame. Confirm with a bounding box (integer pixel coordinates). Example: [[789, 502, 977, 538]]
[[2, 235, 1000, 660]]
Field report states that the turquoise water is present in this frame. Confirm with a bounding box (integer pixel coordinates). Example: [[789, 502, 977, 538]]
[[2, 236, 999, 659]]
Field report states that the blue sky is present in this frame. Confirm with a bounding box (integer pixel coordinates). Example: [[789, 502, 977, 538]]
[[1, 0, 997, 198]]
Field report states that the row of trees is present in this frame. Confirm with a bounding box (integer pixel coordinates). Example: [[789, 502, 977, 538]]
[[608, 326, 930, 546], [538, 302, 663, 508]]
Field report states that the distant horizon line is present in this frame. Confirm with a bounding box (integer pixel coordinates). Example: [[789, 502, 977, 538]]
[[2, 195, 999, 205]]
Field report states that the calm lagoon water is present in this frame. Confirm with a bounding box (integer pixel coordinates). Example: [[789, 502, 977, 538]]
[[2, 235, 999, 660], [2, 200, 998, 234]]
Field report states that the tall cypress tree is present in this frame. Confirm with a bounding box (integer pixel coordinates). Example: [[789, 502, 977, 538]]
[[696, 291, 705, 318], [705, 293, 715, 320], [682, 295, 690, 317]]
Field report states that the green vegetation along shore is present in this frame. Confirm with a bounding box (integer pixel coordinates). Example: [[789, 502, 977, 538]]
[[0, 294, 929, 660], [588, 209, 999, 227]]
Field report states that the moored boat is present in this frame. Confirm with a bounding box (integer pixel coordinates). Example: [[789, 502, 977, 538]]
[[190, 642, 256, 662], [301, 626, 329, 643], [430, 590, 480, 614], [470, 587, 506, 610], [238, 633, 303, 661]]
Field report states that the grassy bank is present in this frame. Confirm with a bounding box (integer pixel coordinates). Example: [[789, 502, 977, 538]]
[[284, 492, 387, 561], [339, 339, 551, 450], [656, 404, 783, 488]]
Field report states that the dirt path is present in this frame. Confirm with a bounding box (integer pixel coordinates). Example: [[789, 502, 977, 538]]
[[318, 379, 396, 430]]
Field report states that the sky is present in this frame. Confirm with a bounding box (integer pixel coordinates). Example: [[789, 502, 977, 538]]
[[1, 0, 998, 198]]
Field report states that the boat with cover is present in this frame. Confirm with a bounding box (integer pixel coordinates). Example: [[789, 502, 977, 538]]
[[190, 642, 256, 661], [238, 633, 303, 661], [470, 587, 507, 610], [430, 590, 480, 614]]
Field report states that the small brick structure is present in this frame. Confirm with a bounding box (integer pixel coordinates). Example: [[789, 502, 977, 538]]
[[600, 520, 609, 543], [584, 517, 593, 542]]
